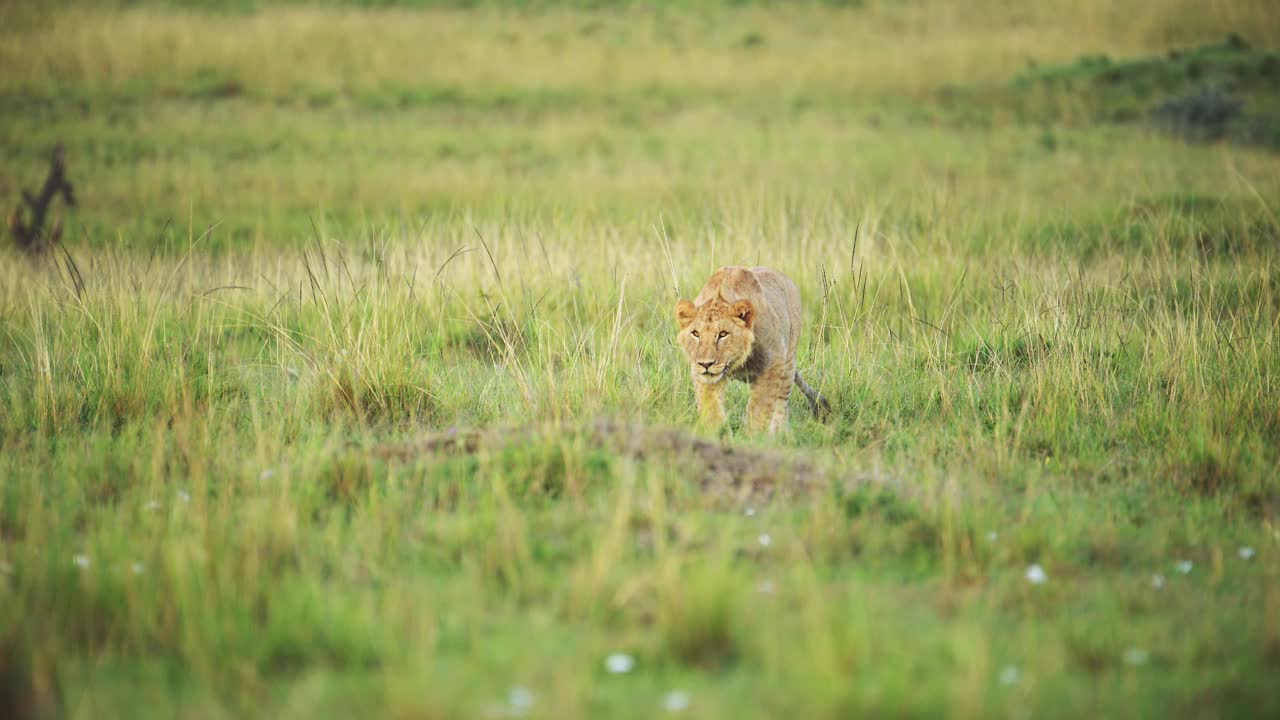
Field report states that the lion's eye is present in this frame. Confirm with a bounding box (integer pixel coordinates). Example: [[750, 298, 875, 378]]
[[718, 331, 729, 339], [690, 330, 699, 338]]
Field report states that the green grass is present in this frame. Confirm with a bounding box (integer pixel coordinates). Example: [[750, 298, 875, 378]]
[[954, 36, 1280, 147], [2, 1, 1280, 718]]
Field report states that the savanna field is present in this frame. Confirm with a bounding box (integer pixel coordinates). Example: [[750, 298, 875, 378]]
[[2, 1, 1280, 717]]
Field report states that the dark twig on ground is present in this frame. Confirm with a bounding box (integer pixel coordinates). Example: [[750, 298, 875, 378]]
[[8, 144, 76, 253]]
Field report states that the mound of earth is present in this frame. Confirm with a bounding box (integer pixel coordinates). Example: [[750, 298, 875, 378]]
[[374, 419, 895, 503]]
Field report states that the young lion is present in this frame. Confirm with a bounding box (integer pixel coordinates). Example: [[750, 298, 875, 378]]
[[675, 266, 829, 434]]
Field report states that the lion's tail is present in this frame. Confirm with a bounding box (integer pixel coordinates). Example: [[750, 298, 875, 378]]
[[794, 371, 832, 421]]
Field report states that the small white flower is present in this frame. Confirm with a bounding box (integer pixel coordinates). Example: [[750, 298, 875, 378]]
[[1025, 564, 1047, 584], [744, 507, 756, 517], [506, 686, 534, 715], [758, 533, 772, 548], [1174, 560, 1193, 574], [177, 490, 191, 504], [605, 653, 635, 674], [998, 665, 1020, 686], [145, 500, 161, 512], [131, 562, 145, 575], [1151, 574, 1166, 589], [73, 554, 90, 569], [986, 531, 999, 543], [757, 580, 776, 594], [1123, 648, 1149, 666], [260, 469, 275, 481], [663, 690, 691, 712], [1239, 547, 1256, 560]]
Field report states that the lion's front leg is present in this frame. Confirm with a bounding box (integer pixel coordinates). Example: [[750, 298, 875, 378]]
[[747, 360, 795, 434], [695, 378, 728, 431]]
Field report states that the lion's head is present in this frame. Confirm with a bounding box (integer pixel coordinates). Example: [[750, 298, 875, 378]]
[[674, 297, 756, 384]]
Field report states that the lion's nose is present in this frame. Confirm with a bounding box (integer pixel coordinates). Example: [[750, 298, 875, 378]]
[[697, 360, 715, 370]]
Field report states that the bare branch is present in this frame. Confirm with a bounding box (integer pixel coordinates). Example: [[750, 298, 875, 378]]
[[9, 144, 76, 253]]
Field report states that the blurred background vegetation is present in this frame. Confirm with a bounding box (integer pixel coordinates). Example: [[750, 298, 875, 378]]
[[3, 0, 1278, 249]]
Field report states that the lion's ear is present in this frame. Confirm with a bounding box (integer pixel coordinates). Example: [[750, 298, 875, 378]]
[[730, 299, 755, 328], [675, 299, 697, 328]]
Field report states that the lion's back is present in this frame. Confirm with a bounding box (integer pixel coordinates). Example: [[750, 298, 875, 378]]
[[748, 267, 802, 356]]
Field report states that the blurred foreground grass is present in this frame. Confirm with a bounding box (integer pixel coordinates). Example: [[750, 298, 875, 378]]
[[2, 1, 1279, 718]]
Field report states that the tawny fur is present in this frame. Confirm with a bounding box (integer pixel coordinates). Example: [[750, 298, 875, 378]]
[[675, 266, 829, 434]]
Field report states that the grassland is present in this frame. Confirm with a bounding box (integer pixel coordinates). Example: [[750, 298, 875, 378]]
[[2, 1, 1280, 718]]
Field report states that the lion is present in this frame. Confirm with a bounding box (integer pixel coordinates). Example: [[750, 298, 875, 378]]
[[675, 266, 830, 434]]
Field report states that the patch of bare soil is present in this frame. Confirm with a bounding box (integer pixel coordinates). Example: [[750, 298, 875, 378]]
[[373, 418, 873, 503]]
